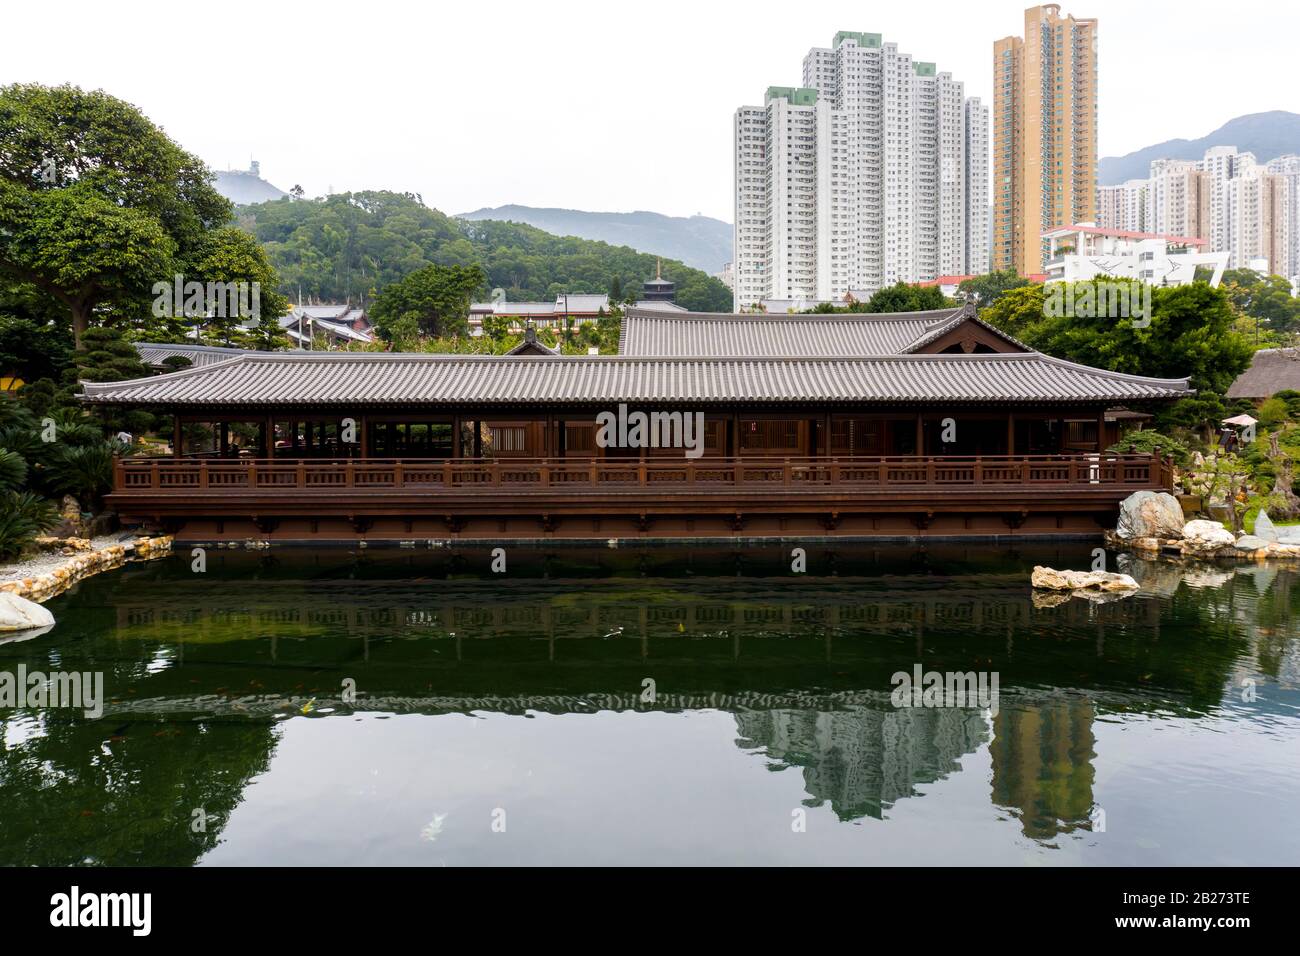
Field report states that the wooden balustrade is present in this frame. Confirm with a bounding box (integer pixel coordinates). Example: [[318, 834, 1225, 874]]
[[114, 454, 1172, 496]]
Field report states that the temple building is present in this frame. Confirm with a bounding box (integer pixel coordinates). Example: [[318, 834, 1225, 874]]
[[82, 301, 1188, 541]]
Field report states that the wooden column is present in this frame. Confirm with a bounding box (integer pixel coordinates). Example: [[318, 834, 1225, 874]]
[[915, 414, 924, 456], [451, 416, 460, 459], [1007, 412, 1015, 456], [264, 416, 275, 459], [172, 415, 182, 459]]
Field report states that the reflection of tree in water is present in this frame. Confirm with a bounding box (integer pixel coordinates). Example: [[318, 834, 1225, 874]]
[[0, 713, 277, 866], [989, 694, 1096, 841], [735, 706, 989, 821], [0, 619, 279, 867]]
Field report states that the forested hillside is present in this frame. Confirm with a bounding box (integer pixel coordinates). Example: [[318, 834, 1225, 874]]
[[239, 191, 732, 311]]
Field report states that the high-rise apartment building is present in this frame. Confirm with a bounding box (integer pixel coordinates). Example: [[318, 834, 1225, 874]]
[[1098, 179, 1147, 233], [1265, 154, 1300, 280], [733, 31, 988, 310], [1145, 159, 1208, 240], [992, 5, 1098, 276]]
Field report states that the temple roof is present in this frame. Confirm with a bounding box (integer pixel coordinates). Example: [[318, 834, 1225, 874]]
[[617, 305, 1027, 356], [81, 350, 1191, 408], [134, 343, 252, 369]]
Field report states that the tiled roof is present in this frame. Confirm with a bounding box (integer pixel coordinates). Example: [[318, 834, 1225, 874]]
[[82, 351, 1190, 408], [133, 343, 251, 368], [618, 306, 1023, 356]]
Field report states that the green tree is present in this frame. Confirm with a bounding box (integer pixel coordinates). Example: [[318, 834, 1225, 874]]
[[370, 262, 486, 340], [0, 84, 233, 348], [956, 270, 1032, 308], [980, 281, 1253, 433], [182, 227, 290, 346]]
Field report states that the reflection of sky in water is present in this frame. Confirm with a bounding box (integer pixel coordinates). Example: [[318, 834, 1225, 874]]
[[1, 545, 1298, 866]]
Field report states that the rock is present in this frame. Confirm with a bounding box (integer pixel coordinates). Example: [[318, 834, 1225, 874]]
[[1277, 526, 1300, 546], [1181, 519, 1237, 554], [1031, 566, 1140, 591], [0, 592, 55, 632], [1116, 491, 1186, 540], [1235, 535, 1268, 551], [1254, 510, 1279, 542]]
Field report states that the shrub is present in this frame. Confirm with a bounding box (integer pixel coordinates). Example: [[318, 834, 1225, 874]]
[[41, 442, 116, 510], [0, 491, 58, 560], [0, 448, 26, 492], [1107, 429, 1192, 468], [1257, 397, 1289, 427]]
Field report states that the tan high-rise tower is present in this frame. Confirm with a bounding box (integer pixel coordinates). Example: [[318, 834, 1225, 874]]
[[993, 5, 1097, 276]]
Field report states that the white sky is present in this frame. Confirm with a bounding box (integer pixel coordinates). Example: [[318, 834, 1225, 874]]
[[3, 0, 1295, 222]]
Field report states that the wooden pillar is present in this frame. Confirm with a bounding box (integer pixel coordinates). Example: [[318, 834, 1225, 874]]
[[219, 422, 229, 457], [264, 416, 275, 459], [1097, 409, 1107, 452], [451, 415, 460, 459], [915, 413, 924, 456], [172, 415, 182, 459], [473, 421, 482, 459], [1007, 412, 1015, 457], [731, 412, 739, 458]]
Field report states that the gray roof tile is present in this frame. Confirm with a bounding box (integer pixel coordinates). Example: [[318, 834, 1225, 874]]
[[82, 351, 1191, 408], [616, 306, 1026, 357]]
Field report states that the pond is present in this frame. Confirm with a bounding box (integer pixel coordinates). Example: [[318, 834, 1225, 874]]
[[2, 543, 1298, 866]]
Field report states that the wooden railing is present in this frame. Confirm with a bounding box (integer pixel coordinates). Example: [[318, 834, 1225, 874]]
[[114, 454, 1173, 495]]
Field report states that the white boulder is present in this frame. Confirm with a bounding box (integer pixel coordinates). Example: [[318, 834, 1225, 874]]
[[1116, 491, 1185, 540], [0, 592, 55, 632], [1181, 519, 1236, 554], [1031, 566, 1139, 591]]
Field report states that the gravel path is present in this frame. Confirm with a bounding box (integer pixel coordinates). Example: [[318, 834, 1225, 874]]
[[0, 534, 137, 583]]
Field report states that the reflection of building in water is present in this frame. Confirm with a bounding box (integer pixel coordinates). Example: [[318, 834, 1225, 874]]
[[990, 694, 1095, 840], [735, 706, 989, 821]]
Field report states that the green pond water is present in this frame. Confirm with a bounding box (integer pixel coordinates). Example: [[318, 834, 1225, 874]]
[[1, 543, 1298, 866]]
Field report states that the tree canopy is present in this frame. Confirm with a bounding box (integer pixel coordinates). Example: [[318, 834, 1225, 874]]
[[241, 191, 733, 312], [979, 280, 1254, 430], [370, 263, 486, 343], [0, 84, 248, 347]]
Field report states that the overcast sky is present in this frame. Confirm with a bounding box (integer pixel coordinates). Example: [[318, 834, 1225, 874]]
[[4, 0, 1294, 222]]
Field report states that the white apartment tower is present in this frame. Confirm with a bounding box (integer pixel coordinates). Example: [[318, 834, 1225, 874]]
[[733, 31, 989, 310], [1098, 179, 1148, 233]]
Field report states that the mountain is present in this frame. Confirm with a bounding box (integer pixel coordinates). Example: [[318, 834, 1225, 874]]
[[1099, 111, 1300, 184], [458, 204, 732, 273], [238, 191, 733, 312], [214, 164, 289, 205]]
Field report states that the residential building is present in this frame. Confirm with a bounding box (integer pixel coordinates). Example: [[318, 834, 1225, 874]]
[[1098, 179, 1147, 233], [993, 5, 1099, 276], [1265, 154, 1300, 280], [1145, 159, 1208, 242], [733, 31, 988, 310]]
